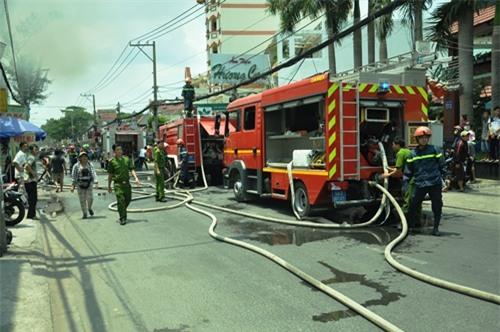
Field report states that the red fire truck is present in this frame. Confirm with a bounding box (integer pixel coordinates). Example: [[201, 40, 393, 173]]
[[223, 73, 430, 217], [158, 116, 235, 185]]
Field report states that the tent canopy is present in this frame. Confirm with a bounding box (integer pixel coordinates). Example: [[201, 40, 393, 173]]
[[0, 116, 46, 141]]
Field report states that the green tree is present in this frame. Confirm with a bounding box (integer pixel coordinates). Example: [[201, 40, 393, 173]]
[[41, 106, 92, 141], [399, 0, 433, 53], [267, 0, 352, 75], [373, 0, 394, 62], [5, 55, 51, 120], [353, 0, 362, 69], [367, 0, 376, 64], [427, 0, 491, 121]]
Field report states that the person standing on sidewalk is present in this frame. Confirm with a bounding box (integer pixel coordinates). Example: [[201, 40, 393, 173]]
[[12, 142, 28, 191], [453, 131, 470, 191], [406, 127, 445, 236], [71, 152, 98, 219], [154, 141, 167, 202], [107, 144, 141, 225], [51, 149, 67, 192], [24, 144, 40, 220]]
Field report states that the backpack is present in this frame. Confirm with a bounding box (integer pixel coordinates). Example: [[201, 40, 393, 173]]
[[78, 167, 92, 189]]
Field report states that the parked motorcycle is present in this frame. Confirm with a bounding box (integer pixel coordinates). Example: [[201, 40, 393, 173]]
[[3, 182, 26, 227]]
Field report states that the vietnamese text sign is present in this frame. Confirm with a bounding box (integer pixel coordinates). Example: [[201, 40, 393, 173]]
[[209, 54, 270, 85]]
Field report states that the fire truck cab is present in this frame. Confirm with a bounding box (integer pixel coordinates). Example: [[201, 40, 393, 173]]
[[223, 73, 429, 217]]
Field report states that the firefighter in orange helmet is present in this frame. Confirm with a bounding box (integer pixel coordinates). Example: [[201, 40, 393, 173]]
[[406, 126, 445, 236]]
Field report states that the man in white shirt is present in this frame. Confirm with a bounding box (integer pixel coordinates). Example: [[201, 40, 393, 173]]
[[138, 147, 148, 170], [12, 142, 29, 185]]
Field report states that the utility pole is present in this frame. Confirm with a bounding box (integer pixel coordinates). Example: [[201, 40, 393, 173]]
[[129, 41, 158, 140], [81, 93, 97, 129], [116, 102, 121, 124]]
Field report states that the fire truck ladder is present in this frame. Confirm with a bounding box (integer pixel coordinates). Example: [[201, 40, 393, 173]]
[[339, 81, 361, 181], [184, 119, 198, 174]]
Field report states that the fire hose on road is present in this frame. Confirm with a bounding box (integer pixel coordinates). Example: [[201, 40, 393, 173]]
[[101, 131, 500, 331]]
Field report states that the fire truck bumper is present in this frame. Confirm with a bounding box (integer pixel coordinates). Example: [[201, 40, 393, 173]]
[[333, 198, 381, 209]]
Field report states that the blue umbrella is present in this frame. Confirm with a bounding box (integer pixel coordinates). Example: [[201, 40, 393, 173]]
[[0, 116, 46, 140]]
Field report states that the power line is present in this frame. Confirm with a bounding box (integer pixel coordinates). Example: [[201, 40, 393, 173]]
[[98, 0, 406, 129], [3, 0, 19, 96], [90, 48, 140, 94], [139, 5, 206, 41], [130, 3, 202, 42], [0, 60, 23, 105], [84, 45, 130, 94]]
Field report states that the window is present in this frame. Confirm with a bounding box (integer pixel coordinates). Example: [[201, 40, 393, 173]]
[[228, 109, 240, 132], [211, 18, 217, 32], [243, 106, 256, 130], [211, 44, 218, 54], [364, 108, 389, 122]]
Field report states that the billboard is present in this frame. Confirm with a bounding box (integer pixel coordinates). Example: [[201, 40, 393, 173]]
[[209, 54, 270, 85]]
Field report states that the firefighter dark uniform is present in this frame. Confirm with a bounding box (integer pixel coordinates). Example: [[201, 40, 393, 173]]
[[154, 144, 166, 201], [181, 80, 195, 117], [177, 139, 192, 188], [108, 156, 134, 223], [406, 127, 444, 236]]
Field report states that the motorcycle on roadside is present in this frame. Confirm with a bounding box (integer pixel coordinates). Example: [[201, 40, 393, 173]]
[[3, 182, 26, 227]]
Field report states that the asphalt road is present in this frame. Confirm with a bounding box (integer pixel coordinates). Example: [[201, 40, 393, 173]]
[[36, 171, 500, 332]]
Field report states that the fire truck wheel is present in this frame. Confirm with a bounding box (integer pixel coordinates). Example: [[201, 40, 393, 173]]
[[231, 171, 248, 202], [293, 182, 311, 217]]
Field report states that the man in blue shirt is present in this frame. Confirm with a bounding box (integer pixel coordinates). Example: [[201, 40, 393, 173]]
[[406, 126, 444, 236]]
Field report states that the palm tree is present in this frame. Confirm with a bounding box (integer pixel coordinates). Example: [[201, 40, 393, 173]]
[[267, 0, 352, 75], [367, 0, 375, 64], [374, 0, 394, 62], [353, 0, 362, 69], [427, 1, 491, 121], [492, 1, 499, 109], [399, 0, 433, 53]]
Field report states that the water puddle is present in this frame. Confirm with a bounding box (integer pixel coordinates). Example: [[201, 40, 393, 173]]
[[311, 262, 405, 322], [222, 217, 398, 246]]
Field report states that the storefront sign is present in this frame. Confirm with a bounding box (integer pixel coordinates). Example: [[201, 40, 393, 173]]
[[195, 103, 227, 116], [209, 54, 270, 85]]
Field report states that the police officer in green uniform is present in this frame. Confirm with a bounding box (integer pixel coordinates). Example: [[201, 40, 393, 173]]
[[154, 141, 167, 202], [107, 144, 141, 225], [381, 138, 421, 224]]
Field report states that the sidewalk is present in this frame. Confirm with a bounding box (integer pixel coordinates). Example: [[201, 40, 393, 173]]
[[425, 179, 500, 215], [0, 190, 56, 332]]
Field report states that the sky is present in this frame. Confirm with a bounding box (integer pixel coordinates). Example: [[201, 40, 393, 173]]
[[0, 0, 450, 127]]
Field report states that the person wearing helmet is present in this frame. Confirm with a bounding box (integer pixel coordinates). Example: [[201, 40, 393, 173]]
[[181, 78, 195, 118], [452, 130, 470, 191], [177, 138, 193, 188], [153, 140, 167, 202], [406, 126, 445, 236]]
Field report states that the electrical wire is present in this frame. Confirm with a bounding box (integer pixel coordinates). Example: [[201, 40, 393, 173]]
[[130, 3, 202, 42], [0, 60, 23, 105]]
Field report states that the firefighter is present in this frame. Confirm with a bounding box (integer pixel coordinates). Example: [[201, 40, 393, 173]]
[[381, 138, 420, 224], [177, 138, 193, 188], [154, 140, 167, 202], [107, 144, 141, 225], [406, 127, 444, 236], [181, 78, 195, 117]]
